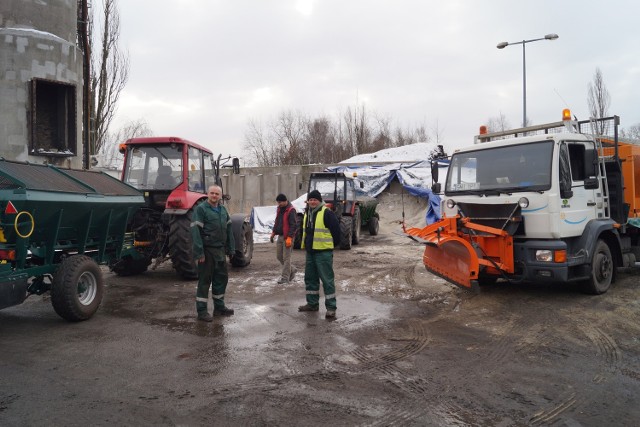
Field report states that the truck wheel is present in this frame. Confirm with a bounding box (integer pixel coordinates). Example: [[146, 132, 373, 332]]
[[51, 255, 103, 322], [339, 216, 352, 250], [583, 239, 614, 295], [111, 256, 150, 277], [169, 212, 198, 280], [231, 219, 254, 267], [352, 209, 361, 245], [368, 215, 380, 236]]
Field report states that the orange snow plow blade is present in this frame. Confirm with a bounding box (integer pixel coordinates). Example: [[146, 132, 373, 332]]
[[405, 216, 515, 290]]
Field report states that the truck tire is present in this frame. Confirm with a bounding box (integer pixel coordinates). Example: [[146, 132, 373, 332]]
[[583, 239, 614, 295], [169, 212, 198, 280], [51, 255, 103, 322], [231, 217, 253, 267], [368, 214, 380, 236], [111, 256, 150, 277], [352, 209, 361, 245], [339, 216, 352, 250]]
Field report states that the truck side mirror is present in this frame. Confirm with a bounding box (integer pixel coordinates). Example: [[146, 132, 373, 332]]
[[360, 181, 364, 189], [431, 161, 439, 183], [232, 158, 240, 174], [584, 149, 597, 177], [584, 177, 599, 189], [431, 183, 442, 194]]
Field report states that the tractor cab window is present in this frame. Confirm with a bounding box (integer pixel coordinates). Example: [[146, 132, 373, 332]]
[[310, 178, 347, 201], [188, 147, 204, 192], [122, 144, 183, 190]]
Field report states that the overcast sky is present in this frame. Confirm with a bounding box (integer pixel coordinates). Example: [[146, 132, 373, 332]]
[[111, 0, 640, 161]]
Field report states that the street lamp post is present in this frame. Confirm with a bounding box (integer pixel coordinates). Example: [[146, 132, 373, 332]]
[[497, 34, 559, 127]]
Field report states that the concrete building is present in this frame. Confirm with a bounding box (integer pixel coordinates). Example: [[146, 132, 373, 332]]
[[0, 0, 87, 169]]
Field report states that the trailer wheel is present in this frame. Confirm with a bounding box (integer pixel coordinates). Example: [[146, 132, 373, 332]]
[[368, 215, 380, 236], [339, 216, 352, 250], [231, 219, 253, 267], [169, 212, 198, 280], [51, 255, 103, 322], [352, 209, 361, 245], [583, 239, 614, 295]]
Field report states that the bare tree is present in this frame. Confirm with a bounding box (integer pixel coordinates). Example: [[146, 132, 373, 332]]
[[588, 67, 611, 134], [100, 119, 152, 168], [484, 113, 511, 134], [90, 0, 130, 154], [621, 124, 640, 141], [243, 118, 271, 166]]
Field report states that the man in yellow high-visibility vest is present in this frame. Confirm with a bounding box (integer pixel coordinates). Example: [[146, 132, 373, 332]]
[[298, 190, 341, 318]]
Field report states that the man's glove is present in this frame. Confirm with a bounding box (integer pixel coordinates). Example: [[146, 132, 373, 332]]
[[270, 233, 275, 243], [285, 237, 292, 248]]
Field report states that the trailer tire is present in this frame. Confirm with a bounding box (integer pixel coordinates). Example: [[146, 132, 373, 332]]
[[169, 212, 198, 280], [368, 215, 380, 236], [51, 255, 103, 322], [352, 209, 361, 245], [231, 217, 253, 267], [340, 216, 352, 250], [583, 239, 614, 295]]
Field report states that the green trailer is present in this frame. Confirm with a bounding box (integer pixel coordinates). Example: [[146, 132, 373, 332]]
[[0, 160, 144, 321]]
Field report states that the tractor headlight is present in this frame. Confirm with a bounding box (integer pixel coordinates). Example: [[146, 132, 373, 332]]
[[446, 199, 456, 209], [518, 197, 529, 208]]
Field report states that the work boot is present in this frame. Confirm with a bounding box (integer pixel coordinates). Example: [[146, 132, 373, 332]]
[[197, 312, 213, 322], [325, 310, 336, 319], [298, 304, 319, 312], [289, 268, 297, 281], [213, 307, 235, 316]]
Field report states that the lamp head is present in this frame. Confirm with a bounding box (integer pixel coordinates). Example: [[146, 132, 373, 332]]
[[496, 41, 509, 49], [544, 33, 559, 40]]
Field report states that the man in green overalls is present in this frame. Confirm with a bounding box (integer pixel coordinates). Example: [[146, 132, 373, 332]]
[[299, 189, 341, 318], [191, 185, 235, 321]]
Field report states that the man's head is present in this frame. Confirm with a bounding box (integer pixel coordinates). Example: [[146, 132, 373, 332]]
[[276, 193, 288, 207], [307, 189, 322, 209], [207, 185, 222, 206]]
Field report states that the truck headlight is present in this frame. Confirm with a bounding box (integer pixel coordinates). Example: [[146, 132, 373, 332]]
[[518, 197, 529, 208], [536, 250, 553, 262], [446, 199, 456, 209]]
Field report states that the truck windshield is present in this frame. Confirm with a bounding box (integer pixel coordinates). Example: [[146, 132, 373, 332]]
[[123, 144, 184, 190], [445, 140, 553, 195]]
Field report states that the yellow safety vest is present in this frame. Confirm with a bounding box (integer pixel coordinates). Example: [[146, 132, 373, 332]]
[[301, 206, 334, 250]]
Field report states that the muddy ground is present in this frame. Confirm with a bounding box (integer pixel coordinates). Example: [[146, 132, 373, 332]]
[[2, 194, 640, 426]]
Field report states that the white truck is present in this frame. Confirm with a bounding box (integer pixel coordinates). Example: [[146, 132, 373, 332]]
[[406, 109, 640, 294]]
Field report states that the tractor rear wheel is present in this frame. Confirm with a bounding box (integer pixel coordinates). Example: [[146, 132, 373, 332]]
[[368, 214, 380, 236], [339, 216, 352, 250], [231, 219, 254, 267], [169, 211, 198, 280], [51, 255, 103, 322], [352, 209, 361, 245]]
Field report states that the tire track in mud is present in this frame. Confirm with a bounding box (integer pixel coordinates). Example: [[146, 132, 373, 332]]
[[525, 324, 622, 425], [349, 320, 477, 426], [528, 391, 578, 426]]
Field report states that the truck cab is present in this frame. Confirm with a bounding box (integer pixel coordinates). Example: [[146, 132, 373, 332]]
[[408, 110, 639, 294]]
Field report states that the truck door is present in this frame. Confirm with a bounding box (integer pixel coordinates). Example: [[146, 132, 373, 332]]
[[558, 142, 598, 237]]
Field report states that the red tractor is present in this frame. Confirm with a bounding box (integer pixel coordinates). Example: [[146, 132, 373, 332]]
[[110, 137, 253, 279]]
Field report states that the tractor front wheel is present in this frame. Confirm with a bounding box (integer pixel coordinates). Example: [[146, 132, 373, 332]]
[[169, 212, 198, 280], [339, 216, 352, 250]]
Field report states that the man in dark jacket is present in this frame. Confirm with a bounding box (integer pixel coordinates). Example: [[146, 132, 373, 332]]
[[298, 189, 341, 318], [191, 185, 235, 322], [271, 193, 298, 284]]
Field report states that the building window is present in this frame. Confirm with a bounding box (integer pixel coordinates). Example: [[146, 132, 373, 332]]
[[30, 78, 77, 156]]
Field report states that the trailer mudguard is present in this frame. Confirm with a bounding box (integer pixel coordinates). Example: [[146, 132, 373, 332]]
[[0, 274, 29, 310]]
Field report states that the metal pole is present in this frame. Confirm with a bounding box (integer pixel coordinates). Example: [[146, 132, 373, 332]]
[[522, 42, 527, 127]]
